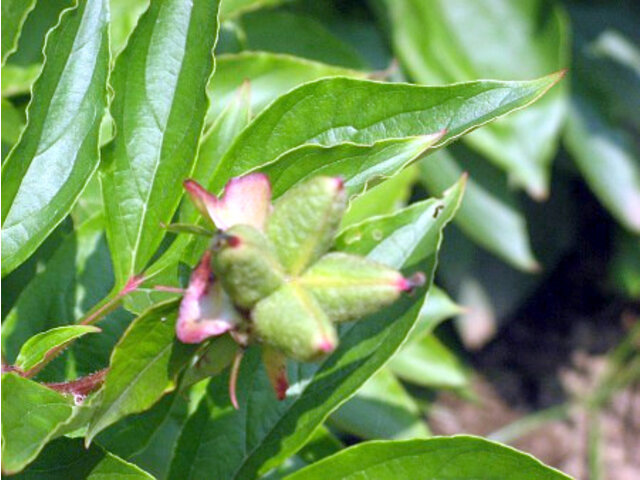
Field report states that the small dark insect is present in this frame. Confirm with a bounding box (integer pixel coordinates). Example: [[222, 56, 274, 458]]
[[433, 204, 445, 218]]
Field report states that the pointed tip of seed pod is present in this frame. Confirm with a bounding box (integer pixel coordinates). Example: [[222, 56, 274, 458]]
[[317, 337, 336, 354], [397, 272, 426, 292], [332, 176, 345, 191]]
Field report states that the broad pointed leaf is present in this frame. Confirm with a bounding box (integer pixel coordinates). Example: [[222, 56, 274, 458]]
[[85, 300, 195, 444], [1, 373, 74, 474], [1, 214, 115, 374], [330, 369, 429, 440], [210, 73, 563, 193], [206, 52, 366, 122], [100, 0, 221, 286], [389, 334, 469, 389], [239, 10, 366, 68], [260, 135, 442, 200], [1, 0, 110, 277], [284, 436, 572, 480], [13, 437, 154, 479]]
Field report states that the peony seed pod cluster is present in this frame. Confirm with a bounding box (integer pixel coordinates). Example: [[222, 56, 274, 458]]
[[176, 173, 423, 405]]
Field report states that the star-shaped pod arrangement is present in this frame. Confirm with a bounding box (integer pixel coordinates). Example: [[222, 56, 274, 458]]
[[177, 173, 424, 407]]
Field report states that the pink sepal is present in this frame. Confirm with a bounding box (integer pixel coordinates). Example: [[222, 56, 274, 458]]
[[176, 252, 241, 344], [183, 173, 272, 231]]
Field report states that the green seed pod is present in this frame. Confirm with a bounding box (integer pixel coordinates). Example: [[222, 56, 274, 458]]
[[212, 224, 285, 309], [299, 252, 412, 323], [252, 283, 338, 362], [267, 176, 347, 275]]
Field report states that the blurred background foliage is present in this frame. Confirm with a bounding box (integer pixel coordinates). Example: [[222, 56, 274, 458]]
[[2, 0, 639, 478]]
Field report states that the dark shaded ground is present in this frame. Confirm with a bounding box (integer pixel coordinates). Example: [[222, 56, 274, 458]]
[[431, 178, 640, 478]]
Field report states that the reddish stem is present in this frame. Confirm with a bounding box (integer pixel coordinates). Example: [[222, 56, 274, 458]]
[[45, 368, 108, 396]]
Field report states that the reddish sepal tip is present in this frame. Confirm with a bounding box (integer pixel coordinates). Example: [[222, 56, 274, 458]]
[[318, 338, 336, 353], [397, 272, 426, 292]]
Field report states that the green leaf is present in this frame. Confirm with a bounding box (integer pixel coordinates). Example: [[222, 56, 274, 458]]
[[1, 215, 114, 371], [284, 436, 572, 480], [12, 437, 154, 479], [96, 393, 177, 460], [1, 98, 25, 146], [100, 0, 221, 286], [330, 368, 429, 440], [85, 300, 195, 444], [210, 73, 564, 193], [411, 285, 464, 339], [384, 0, 569, 198], [127, 394, 191, 480], [239, 10, 366, 69], [335, 179, 464, 271], [296, 425, 344, 466], [419, 144, 539, 271], [15, 325, 101, 373], [167, 179, 465, 480], [1, 0, 37, 64], [183, 82, 252, 224], [1, 63, 41, 97], [1, 0, 110, 277], [109, 0, 148, 55], [206, 52, 366, 122], [260, 135, 442, 200], [565, 95, 640, 233], [220, 0, 288, 20], [1, 373, 74, 474], [389, 334, 469, 389], [4, 0, 72, 67], [340, 166, 417, 228]]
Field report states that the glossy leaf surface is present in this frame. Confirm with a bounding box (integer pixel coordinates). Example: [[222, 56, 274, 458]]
[[1, 0, 109, 276], [101, 0, 221, 285]]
